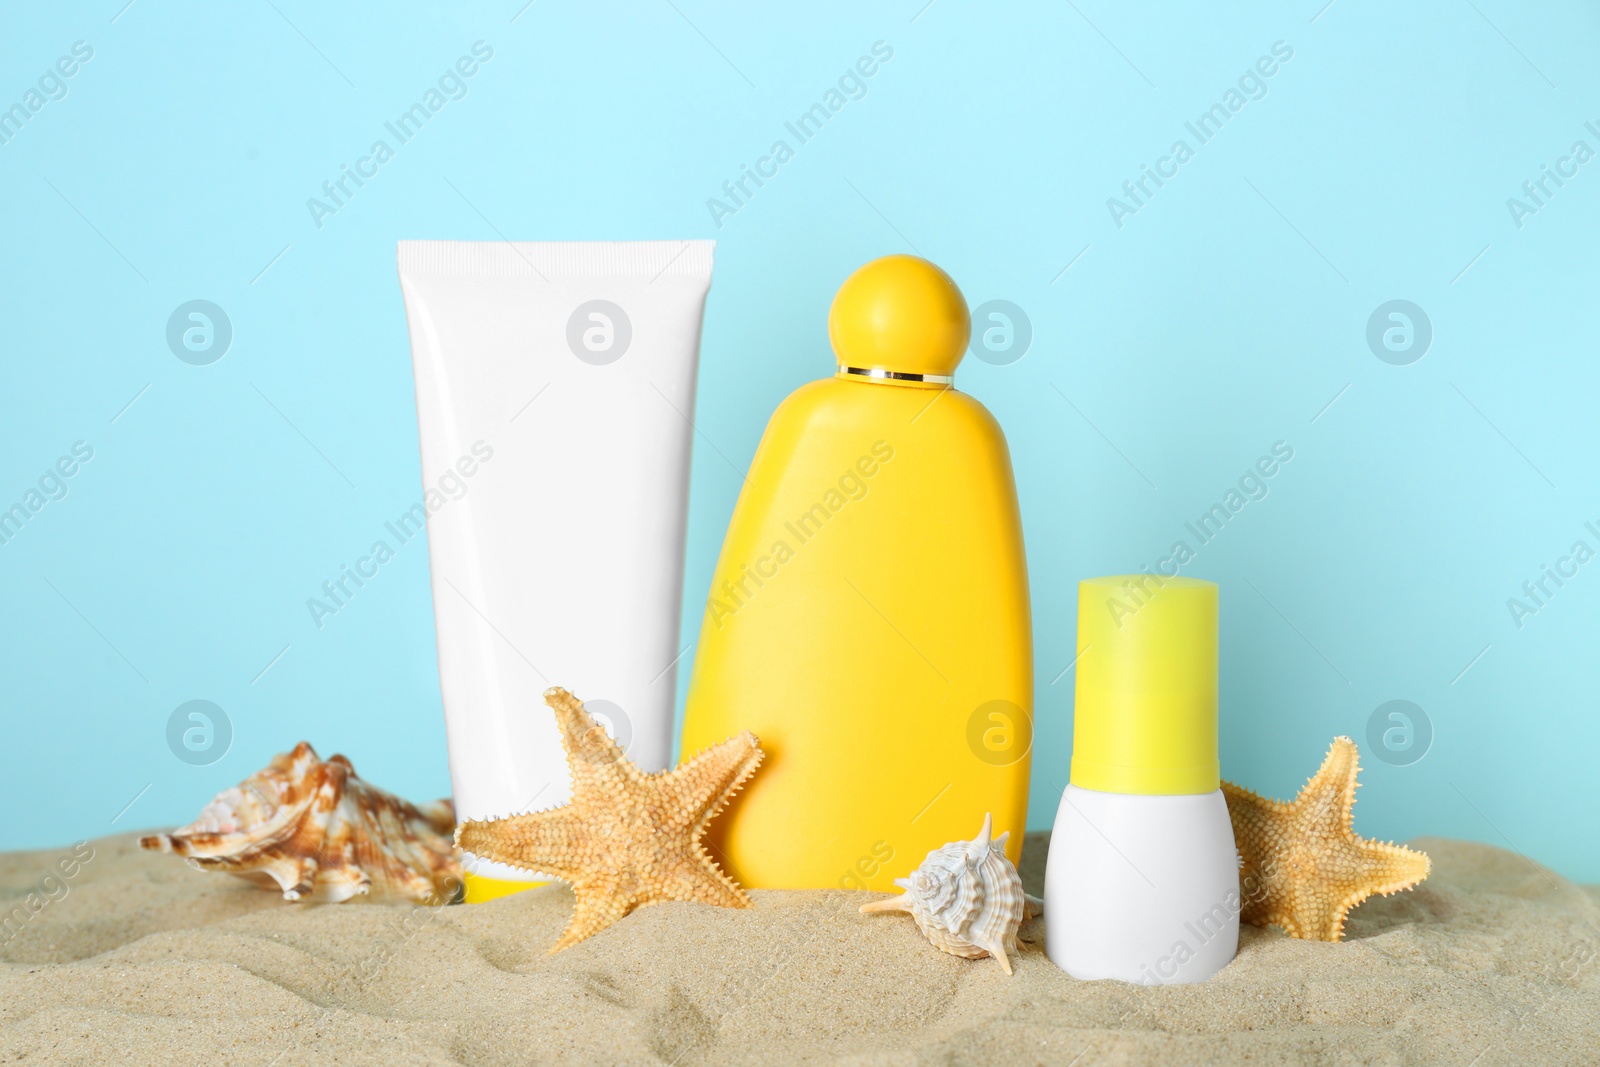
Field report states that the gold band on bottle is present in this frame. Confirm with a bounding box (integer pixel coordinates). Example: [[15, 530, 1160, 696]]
[[837, 366, 955, 385]]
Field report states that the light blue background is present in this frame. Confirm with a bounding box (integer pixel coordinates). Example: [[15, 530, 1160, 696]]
[[3, 1, 1597, 880]]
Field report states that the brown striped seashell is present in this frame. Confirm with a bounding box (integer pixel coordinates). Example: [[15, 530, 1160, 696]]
[[860, 813, 1040, 974], [140, 742, 460, 904]]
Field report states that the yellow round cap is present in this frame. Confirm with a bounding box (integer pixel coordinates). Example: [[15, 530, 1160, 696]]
[[828, 255, 970, 379], [1071, 575, 1219, 795]]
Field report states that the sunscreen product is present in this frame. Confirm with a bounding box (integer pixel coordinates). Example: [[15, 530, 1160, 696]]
[[397, 240, 714, 902], [1044, 575, 1238, 983], [680, 255, 1032, 890]]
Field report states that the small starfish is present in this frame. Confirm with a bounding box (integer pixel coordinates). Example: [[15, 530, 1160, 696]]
[[1222, 736, 1431, 942], [456, 687, 763, 952]]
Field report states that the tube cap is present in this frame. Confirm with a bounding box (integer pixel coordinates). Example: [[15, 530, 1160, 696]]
[[1071, 575, 1219, 795], [828, 255, 969, 380]]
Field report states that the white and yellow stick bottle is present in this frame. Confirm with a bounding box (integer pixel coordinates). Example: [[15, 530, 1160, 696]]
[[1044, 576, 1238, 984]]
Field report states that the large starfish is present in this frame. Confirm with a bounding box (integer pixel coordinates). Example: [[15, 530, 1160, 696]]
[[456, 687, 763, 952], [1222, 736, 1431, 941]]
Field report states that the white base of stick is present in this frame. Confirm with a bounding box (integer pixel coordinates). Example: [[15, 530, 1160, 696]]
[[1044, 785, 1239, 985]]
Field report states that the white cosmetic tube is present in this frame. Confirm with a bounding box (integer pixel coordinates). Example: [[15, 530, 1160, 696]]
[[397, 240, 714, 898]]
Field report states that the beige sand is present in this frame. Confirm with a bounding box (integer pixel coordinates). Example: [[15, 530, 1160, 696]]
[[2, 831, 1597, 1065]]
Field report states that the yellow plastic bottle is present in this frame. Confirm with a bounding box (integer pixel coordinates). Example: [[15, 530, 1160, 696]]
[[679, 255, 1032, 891]]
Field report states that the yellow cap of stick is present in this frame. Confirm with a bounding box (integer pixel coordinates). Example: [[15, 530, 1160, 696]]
[[1071, 575, 1219, 795]]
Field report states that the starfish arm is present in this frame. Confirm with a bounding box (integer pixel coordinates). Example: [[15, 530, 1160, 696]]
[[1295, 736, 1360, 833], [552, 871, 634, 952], [1326, 837, 1433, 935], [542, 687, 648, 798], [1285, 874, 1341, 941], [456, 807, 591, 882], [1357, 837, 1433, 895], [1275, 907, 1314, 941], [649, 846, 753, 910], [655, 732, 764, 833]]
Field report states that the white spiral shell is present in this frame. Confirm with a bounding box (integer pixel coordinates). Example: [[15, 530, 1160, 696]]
[[859, 813, 1038, 973]]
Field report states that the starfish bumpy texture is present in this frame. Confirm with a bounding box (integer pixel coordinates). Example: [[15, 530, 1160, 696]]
[[456, 687, 763, 952], [1222, 736, 1431, 942]]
